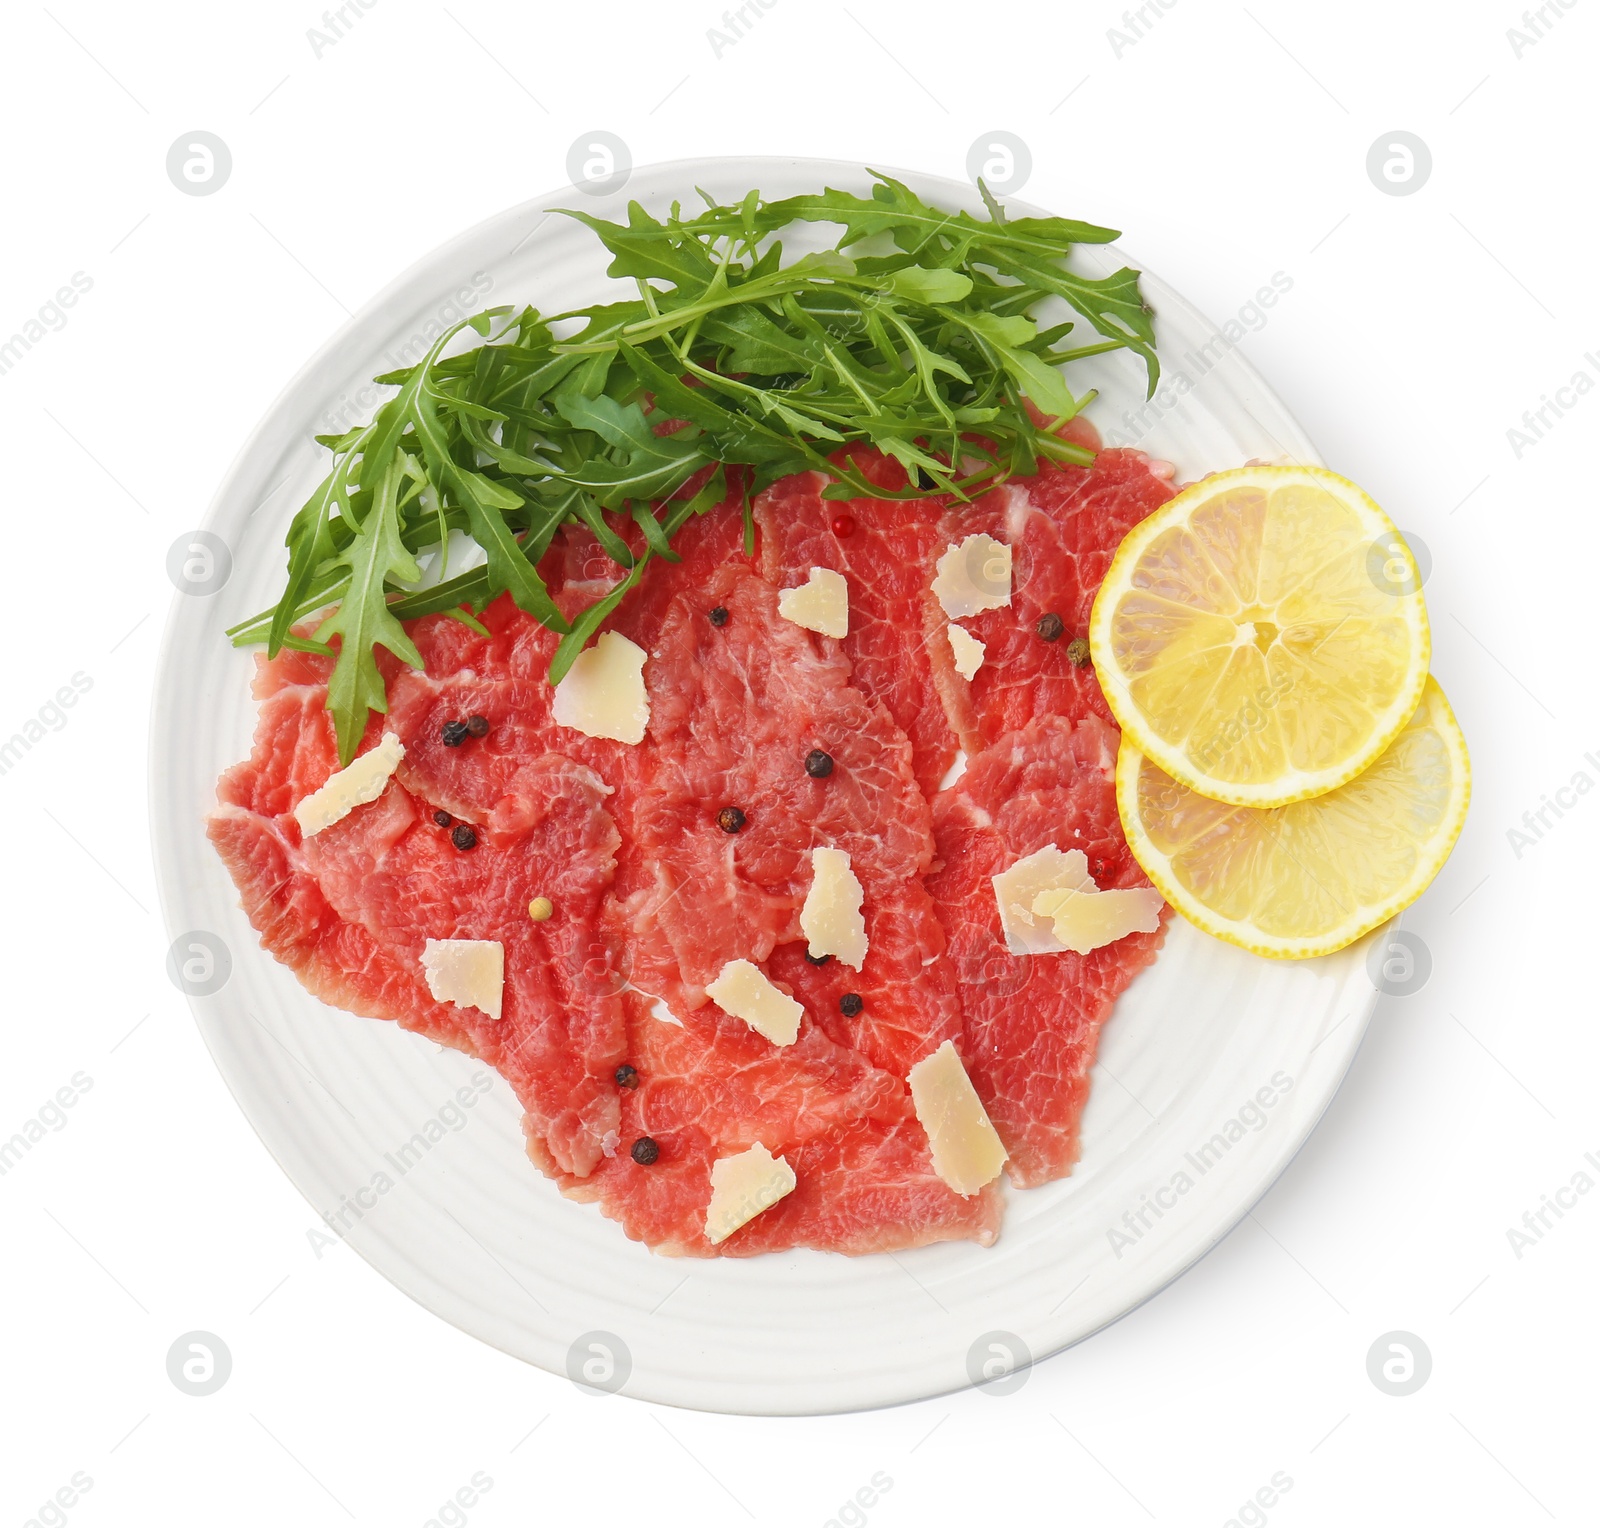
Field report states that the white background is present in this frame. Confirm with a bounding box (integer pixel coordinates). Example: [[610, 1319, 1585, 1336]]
[[1, 1, 1594, 1524]]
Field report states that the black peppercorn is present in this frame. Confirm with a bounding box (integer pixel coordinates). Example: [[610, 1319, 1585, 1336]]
[[1035, 612, 1065, 642], [709, 606, 730, 627], [1066, 636, 1092, 667], [432, 809, 453, 828], [441, 720, 470, 747], [805, 950, 832, 966], [450, 824, 478, 851], [465, 714, 490, 738], [717, 806, 748, 834], [805, 749, 835, 779], [631, 1136, 661, 1165], [614, 1064, 639, 1089], [839, 993, 863, 1017]]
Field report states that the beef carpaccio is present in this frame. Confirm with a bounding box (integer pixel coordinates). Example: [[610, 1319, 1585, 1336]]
[[210, 436, 1176, 1256]]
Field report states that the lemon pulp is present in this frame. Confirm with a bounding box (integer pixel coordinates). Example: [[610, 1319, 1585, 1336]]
[[1090, 466, 1430, 808], [1115, 678, 1470, 958]]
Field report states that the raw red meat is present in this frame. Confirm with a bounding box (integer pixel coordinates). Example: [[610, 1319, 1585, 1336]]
[[755, 449, 958, 796], [214, 540, 984, 1244], [528, 994, 999, 1256], [211, 680, 477, 1056], [765, 885, 963, 1082], [211, 672, 630, 1178], [382, 551, 943, 1025], [211, 436, 1175, 1255], [299, 759, 626, 1177], [929, 450, 1176, 755], [926, 712, 1168, 1187], [620, 559, 935, 1010], [555, 504, 973, 1082]]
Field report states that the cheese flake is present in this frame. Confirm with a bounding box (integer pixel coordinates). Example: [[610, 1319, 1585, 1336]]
[[991, 844, 1092, 955], [777, 566, 849, 638], [1032, 880, 1164, 955], [993, 845, 1164, 956], [552, 630, 649, 744], [800, 847, 867, 969], [293, 732, 405, 837], [907, 1041, 1006, 1196], [705, 959, 802, 1046], [420, 938, 504, 1020], [932, 534, 1012, 618], [704, 1142, 797, 1244], [946, 623, 985, 680]]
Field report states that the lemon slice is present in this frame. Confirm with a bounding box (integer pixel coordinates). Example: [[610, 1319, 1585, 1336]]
[[1116, 677, 1469, 958], [1089, 465, 1430, 807]]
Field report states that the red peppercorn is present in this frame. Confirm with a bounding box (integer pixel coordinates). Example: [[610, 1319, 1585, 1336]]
[[831, 514, 856, 537]]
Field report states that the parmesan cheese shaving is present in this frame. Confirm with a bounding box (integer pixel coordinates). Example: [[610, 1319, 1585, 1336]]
[[993, 844, 1164, 956], [1032, 881, 1165, 955], [932, 534, 1012, 618], [991, 844, 1093, 955], [907, 1041, 1006, 1196], [704, 1142, 797, 1244], [552, 630, 649, 744], [705, 959, 802, 1046], [293, 732, 405, 837], [777, 566, 849, 638], [420, 938, 504, 1020], [799, 847, 867, 969], [946, 623, 985, 680]]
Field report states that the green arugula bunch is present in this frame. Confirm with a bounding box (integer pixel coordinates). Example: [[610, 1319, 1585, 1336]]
[[229, 172, 1159, 763]]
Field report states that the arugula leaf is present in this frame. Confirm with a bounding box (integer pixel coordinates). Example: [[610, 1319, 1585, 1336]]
[[237, 172, 1158, 745], [960, 311, 1079, 419], [411, 380, 566, 631], [560, 202, 720, 286], [311, 455, 424, 764], [887, 266, 974, 304]]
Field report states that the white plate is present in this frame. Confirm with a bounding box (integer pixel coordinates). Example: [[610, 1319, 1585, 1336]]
[[150, 157, 1376, 1416]]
